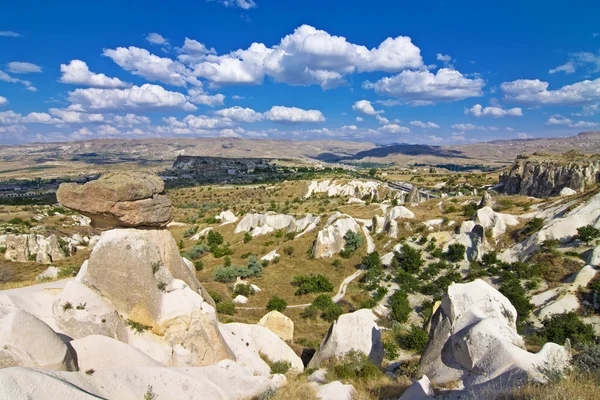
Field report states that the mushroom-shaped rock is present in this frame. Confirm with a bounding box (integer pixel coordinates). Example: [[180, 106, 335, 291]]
[[0, 309, 75, 371], [56, 172, 172, 228], [258, 311, 294, 342], [308, 309, 383, 368], [418, 279, 570, 392], [219, 323, 304, 376]]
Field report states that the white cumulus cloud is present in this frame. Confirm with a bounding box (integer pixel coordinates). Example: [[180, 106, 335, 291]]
[[214, 106, 263, 122], [187, 87, 225, 107], [0, 70, 36, 91], [146, 33, 168, 45], [549, 52, 600, 75], [352, 100, 382, 115], [59, 60, 130, 88], [264, 105, 325, 123], [501, 78, 600, 105], [379, 124, 410, 134], [410, 120, 440, 128], [0, 96, 7, 106], [364, 68, 484, 104], [465, 104, 523, 117]]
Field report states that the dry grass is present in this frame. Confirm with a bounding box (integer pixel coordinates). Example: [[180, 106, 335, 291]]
[[496, 373, 600, 400]]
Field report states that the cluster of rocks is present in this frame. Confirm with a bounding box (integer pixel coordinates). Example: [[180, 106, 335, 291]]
[[372, 205, 415, 239], [305, 179, 402, 201], [2, 233, 69, 264], [0, 173, 306, 399], [312, 212, 362, 258], [500, 157, 600, 197], [234, 212, 320, 238]]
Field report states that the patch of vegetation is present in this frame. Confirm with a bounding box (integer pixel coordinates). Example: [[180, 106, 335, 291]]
[[266, 295, 288, 312], [216, 301, 236, 315], [539, 312, 596, 346], [233, 283, 254, 297], [443, 243, 466, 262], [126, 319, 152, 333], [389, 290, 411, 323], [326, 350, 382, 381], [392, 244, 424, 274], [576, 225, 600, 245], [214, 256, 263, 283], [292, 274, 334, 295], [340, 231, 364, 258], [397, 325, 429, 353]]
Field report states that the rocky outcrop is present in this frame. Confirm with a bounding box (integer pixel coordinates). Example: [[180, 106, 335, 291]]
[[308, 309, 383, 368], [305, 179, 391, 200], [215, 210, 238, 225], [398, 376, 435, 400], [4, 234, 68, 264], [0, 309, 75, 371], [419, 280, 569, 393], [372, 206, 415, 238], [312, 213, 361, 258], [258, 311, 294, 342], [474, 206, 519, 238], [407, 185, 420, 203], [56, 172, 173, 228], [500, 157, 600, 197], [478, 191, 494, 208], [70, 335, 163, 370], [234, 212, 320, 238]]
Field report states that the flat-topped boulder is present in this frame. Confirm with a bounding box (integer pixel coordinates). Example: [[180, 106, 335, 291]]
[[56, 172, 172, 228]]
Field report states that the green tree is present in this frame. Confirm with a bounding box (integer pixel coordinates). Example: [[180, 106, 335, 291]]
[[368, 168, 377, 177], [389, 290, 411, 323], [394, 244, 424, 274], [576, 225, 600, 245], [267, 295, 288, 312], [443, 243, 466, 262]]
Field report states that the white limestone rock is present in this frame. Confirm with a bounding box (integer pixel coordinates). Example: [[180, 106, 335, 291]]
[[219, 323, 304, 376], [313, 213, 361, 258], [36, 266, 61, 281], [70, 335, 163, 370], [0, 309, 75, 371], [215, 210, 238, 225], [398, 375, 435, 400], [4, 234, 67, 264], [261, 249, 280, 261], [419, 280, 570, 392], [258, 311, 294, 342], [311, 381, 356, 400], [559, 187, 577, 197], [474, 206, 519, 238], [308, 309, 383, 368], [233, 295, 249, 304]]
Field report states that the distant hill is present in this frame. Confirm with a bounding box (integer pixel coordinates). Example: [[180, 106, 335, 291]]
[[2, 132, 600, 178]]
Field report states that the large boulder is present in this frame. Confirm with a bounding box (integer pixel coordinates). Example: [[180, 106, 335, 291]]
[[56, 172, 172, 228], [258, 311, 294, 342], [52, 280, 127, 341], [474, 206, 519, 238], [70, 335, 163, 370], [219, 323, 304, 376], [308, 309, 383, 368], [418, 280, 570, 393], [313, 213, 361, 258], [398, 376, 435, 400], [0, 309, 75, 371]]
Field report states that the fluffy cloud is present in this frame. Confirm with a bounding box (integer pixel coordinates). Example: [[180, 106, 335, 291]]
[[546, 116, 572, 125], [501, 78, 600, 105], [410, 120, 440, 128], [0, 31, 21, 37], [112, 113, 151, 127], [68, 84, 197, 112], [465, 104, 523, 117], [264, 106, 325, 123], [103, 47, 199, 87], [379, 124, 410, 134], [364, 68, 485, 103], [517, 132, 533, 139], [189, 25, 422, 88], [356, 116, 364, 122], [214, 106, 263, 122], [573, 103, 599, 116], [0, 70, 36, 91], [49, 106, 105, 123], [21, 112, 61, 124], [436, 53, 453, 68], [146, 33, 168, 45], [546, 115, 599, 128], [177, 38, 217, 63], [183, 114, 236, 130], [570, 121, 600, 128], [208, 0, 257, 10], [376, 115, 389, 124], [549, 52, 600, 74], [0, 96, 7, 106], [187, 87, 225, 107], [59, 60, 130, 88], [352, 100, 382, 115], [6, 62, 42, 74]]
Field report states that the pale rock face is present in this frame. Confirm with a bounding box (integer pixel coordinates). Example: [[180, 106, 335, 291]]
[[478, 191, 494, 208], [418, 280, 570, 392], [536, 265, 597, 320], [361, 226, 376, 254], [305, 179, 388, 200], [501, 158, 600, 198], [0, 309, 75, 371], [586, 245, 600, 266], [53, 281, 127, 341], [36, 266, 61, 281], [215, 210, 238, 225], [560, 187, 577, 197], [235, 212, 319, 238], [347, 197, 366, 204], [398, 375, 435, 400], [4, 234, 66, 264], [219, 323, 304, 376], [381, 252, 395, 266], [373, 206, 414, 238], [0, 360, 287, 400], [233, 295, 248, 304], [190, 227, 212, 241], [258, 311, 294, 342], [503, 192, 600, 261], [474, 206, 519, 238], [313, 213, 362, 258], [308, 309, 384, 368], [70, 335, 163, 370], [57, 172, 173, 229], [407, 185, 420, 203], [261, 249, 280, 261], [310, 381, 357, 400]]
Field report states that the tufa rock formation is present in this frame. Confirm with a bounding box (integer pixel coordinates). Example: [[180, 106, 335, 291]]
[[56, 172, 173, 229], [500, 156, 600, 198], [4, 234, 69, 264], [258, 311, 294, 342], [407, 185, 421, 203], [478, 191, 494, 208]]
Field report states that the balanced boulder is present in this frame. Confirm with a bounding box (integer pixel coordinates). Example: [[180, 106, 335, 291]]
[[56, 172, 172, 228], [258, 311, 294, 342]]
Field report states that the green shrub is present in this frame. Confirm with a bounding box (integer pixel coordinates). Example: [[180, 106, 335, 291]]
[[576, 225, 600, 245], [393, 244, 424, 274], [499, 274, 534, 329], [397, 325, 429, 353], [233, 283, 254, 297], [389, 290, 411, 323], [292, 274, 334, 295], [126, 319, 152, 333], [340, 231, 364, 258], [462, 203, 478, 217], [243, 232, 252, 243], [208, 290, 222, 304], [182, 243, 210, 260], [573, 343, 600, 373], [540, 312, 596, 345], [211, 245, 233, 258], [267, 295, 287, 312], [183, 226, 198, 238], [328, 350, 381, 381], [382, 338, 399, 360], [300, 305, 319, 319], [216, 302, 236, 315], [443, 243, 466, 262], [207, 230, 224, 247], [270, 360, 291, 374]]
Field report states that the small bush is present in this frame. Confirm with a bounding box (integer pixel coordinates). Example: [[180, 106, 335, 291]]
[[243, 232, 253, 243], [328, 350, 381, 381], [233, 283, 254, 297], [389, 290, 411, 323], [573, 343, 600, 373], [393, 244, 424, 274], [182, 243, 210, 260], [443, 243, 466, 262], [540, 312, 596, 345], [267, 295, 287, 312], [126, 319, 152, 333], [282, 246, 294, 256], [397, 326, 429, 353], [270, 360, 291, 374], [292, 274, 334, 295], [216, 302, 236, 315], [383, 338, 399, 360], [576, 225, 600, 245]]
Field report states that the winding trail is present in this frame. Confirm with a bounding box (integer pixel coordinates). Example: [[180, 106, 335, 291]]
[[236, 269, 365, 310]]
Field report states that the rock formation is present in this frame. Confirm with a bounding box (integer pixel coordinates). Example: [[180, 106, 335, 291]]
[[500, 156, 600, 197], [258, 311, 294, 342], [308, 309, 383, 368], [474, 206, 519, 238], [234, 212, 320, 238], [56, 172, 173, 228], [419, 280, 569, 393], [478, 191, 494, 208], [312, 212, 361, 258], [4, 234, 69, 264], [305, 179, 390, 200], [372, 206, 415, 238], [407, 185, 421, 204]]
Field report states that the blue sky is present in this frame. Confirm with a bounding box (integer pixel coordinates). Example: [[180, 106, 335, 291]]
[[1, 0, 599, 145]]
